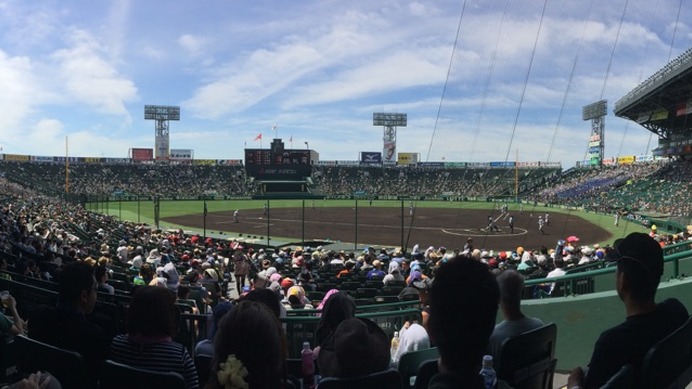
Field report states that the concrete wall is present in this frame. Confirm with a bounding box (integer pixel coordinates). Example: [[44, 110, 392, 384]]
[[520, 276, 692, 371]]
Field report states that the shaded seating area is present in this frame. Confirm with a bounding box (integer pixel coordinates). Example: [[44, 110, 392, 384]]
[[397, 347, 439, 388], [496, 323, 557, 389], [13, 335, 91, 389], [316, 368, 402, 389], [600, 364, 633, 389], [640, 315, 692, 388], [100, 359, 187, 389]]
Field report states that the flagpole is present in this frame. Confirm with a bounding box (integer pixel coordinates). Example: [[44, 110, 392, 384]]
[[203, 200, 207, 241]]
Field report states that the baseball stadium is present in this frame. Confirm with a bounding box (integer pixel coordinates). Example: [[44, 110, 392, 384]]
[[3, 11, 692, 389]]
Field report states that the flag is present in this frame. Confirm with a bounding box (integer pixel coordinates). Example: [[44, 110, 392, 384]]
[[289, 135, 292, 142], [204, 201, 208, 216], [254, 133, 262, 141]]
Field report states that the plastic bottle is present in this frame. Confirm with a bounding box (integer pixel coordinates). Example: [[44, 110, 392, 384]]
[[390, 331, 400, 357], [479, 355, 497, 389], [301, 341, 315, 389]]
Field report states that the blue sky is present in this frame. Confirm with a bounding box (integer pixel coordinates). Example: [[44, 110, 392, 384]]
[[0, 0, 690, 167]]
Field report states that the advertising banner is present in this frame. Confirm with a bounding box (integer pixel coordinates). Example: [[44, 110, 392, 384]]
[[383, 141, 396, 164], [131, 148, 153, 161], [418, 162, 445, 168], [193, 159, 216, 166], [217, 159, 243, 166], [31, 156, 54, 163], [676, 100, 692, 116], [540, 162, 562, 168], [170, 149, 193, 160], [490, 161, 515, 168], [54, 157, 80, 163], [360, 152, 382, 164], [397, 152, 418, 165], [617, 156, 635, 165], [650, 109, 668, 121], [636, 112, 651, 123], [336, 160, 359, 166], [4, 154, 30, 161], [103, 158, 130, 164], [314, 160, 338, 166]]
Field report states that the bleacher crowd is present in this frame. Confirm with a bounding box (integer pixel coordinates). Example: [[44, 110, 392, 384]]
[[1, 158, 692, 388], [0, 191, 690, 387]]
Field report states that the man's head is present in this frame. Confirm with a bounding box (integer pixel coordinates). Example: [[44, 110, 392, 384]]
[[429, 256, 499, 372], [615, 232, 664, 302], [496, 269, 525, 315], [58, 261, 97, 314]]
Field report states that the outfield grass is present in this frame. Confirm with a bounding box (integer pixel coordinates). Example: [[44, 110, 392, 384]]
[[89, 199, 646, 247]]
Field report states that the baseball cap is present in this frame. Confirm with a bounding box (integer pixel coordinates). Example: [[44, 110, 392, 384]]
[[614, 232, 664, 276]]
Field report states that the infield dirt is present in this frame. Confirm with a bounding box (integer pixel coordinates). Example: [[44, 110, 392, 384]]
[[164, 206, 611, 252]]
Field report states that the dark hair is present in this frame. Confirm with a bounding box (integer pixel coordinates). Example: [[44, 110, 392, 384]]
[[58, 261, 96, 304], [496, 270, 524, 310], [211, 301, 287, 388], [126, 286, 178, 338], [94, 265, 108, 281], [139, 263, 154, 282], [315, 292, 356, 346], [429, 256, 499, 372], [241, 288, 282, 318], [177, 284, 190, 300]]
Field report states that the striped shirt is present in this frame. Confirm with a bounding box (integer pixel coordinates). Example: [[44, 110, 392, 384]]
[[110, 334, 199, 389]]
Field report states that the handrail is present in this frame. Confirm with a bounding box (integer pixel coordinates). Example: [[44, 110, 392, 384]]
[[525, 249, 692, 290]]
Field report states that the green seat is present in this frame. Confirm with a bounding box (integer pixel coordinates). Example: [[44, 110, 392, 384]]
[[100, 359, 187, 389], [317, 368, 401, 389], [640, 315, 692, 388], [397, 347, 439, 388], [497, 323, 557, 389], [599, 364, 633, 389], [14, 335, 91, 389], [413, 359, 438, 389]]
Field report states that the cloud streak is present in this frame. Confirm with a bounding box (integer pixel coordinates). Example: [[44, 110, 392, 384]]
[[0, 0, 689, 166]]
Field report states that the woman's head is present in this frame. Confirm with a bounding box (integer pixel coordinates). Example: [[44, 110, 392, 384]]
[[126, 285, 178, 338], [315, 291, 356, 345], [212, 300, 287, 388]]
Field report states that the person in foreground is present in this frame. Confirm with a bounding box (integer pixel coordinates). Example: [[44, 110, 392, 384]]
[[28, 261, 108, 388], [208, 300, 288, 388], [427, 256, 500, 388], [109, 286, 199, 389], [487, 269, 544, 361], [567, 232, 689, 389]]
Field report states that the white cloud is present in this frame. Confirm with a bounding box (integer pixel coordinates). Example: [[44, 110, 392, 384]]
[[51, 29, 138, 115], [0, 0, 688, 166], [0, 49, 41, 144], [141, 46, 165, 60], [178, 34, 206, 57]]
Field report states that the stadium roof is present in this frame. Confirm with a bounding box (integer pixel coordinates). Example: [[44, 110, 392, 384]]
[[614, 48, 692, 140]]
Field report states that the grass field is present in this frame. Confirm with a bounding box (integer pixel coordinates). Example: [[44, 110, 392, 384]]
[[90, 199, 646, 249]]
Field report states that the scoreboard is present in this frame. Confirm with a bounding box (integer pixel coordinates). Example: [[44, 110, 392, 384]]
[[245, 149, 311, 180]]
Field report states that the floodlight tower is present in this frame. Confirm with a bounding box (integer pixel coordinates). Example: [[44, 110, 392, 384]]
[[582, 100, 607, 166], [373, 112, 407, 165], [144, 105, 180, 159]]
